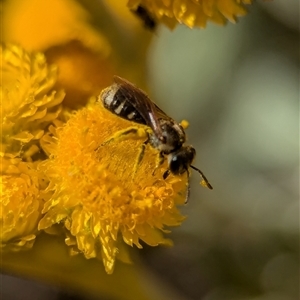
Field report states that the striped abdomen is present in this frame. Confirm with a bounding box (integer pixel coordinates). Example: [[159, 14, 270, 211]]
[[99, 84, 145, 125]]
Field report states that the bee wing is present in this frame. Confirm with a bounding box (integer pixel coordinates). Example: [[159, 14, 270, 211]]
[[113, 76, 164, 140], [152, 102, 175, 123]]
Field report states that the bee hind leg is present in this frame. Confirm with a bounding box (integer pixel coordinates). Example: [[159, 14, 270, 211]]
[[132, 139, 149, 177], [152, 152, 165, 176], [95, 126, 148, 151]]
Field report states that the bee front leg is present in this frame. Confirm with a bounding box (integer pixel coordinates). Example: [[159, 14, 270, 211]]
[[162, 169, 170, 180]]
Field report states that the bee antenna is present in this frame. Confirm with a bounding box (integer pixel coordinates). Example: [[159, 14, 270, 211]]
[[190, 165, 213, 190]]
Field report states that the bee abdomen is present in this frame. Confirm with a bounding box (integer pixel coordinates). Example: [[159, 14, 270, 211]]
[[100, 85, 145, 124]]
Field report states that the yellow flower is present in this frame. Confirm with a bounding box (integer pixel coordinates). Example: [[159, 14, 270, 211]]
[[39, 101, 187, 274], [0, 160, 43, 251], [1, 0, 110, 53], [45, 41, 115, 109], [1, 44, 63, 250], [1, 0, 152, 108], [1, 44, 65, 161], [128, 0, 252, 29]]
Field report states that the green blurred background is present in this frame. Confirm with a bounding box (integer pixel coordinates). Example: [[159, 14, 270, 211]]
[[143, 2, 299, 300]]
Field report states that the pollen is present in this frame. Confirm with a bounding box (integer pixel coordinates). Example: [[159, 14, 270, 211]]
[[180, 119, 189, 129], [39, 102, 187, 274]]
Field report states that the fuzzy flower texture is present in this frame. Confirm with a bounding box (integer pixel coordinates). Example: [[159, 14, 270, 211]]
[[1, 44, 65, 251], [1, 44, 188, 274]]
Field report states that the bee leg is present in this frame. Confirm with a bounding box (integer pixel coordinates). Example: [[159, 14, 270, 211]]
[[162, 169, 170, 180], [95, 126, 148, 151], [152, 152, 165, 176], [132, 139, 149, 177]]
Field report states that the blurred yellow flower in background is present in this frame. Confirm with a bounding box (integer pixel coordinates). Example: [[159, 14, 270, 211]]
[[1, 0, 109, 51], [1, 0, 123, 110], [128, 0, 252, 29]]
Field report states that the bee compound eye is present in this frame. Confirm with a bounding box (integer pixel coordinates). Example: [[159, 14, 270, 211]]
[[169, 154, 186, 175], [169, 157, 180, 174]]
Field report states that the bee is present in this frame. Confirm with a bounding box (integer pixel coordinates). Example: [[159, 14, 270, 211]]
[[131, 5, 157, 31], [98, 76, 213, 202]]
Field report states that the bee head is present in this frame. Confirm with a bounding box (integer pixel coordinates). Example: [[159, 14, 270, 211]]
[[167, 146, 196, 175]]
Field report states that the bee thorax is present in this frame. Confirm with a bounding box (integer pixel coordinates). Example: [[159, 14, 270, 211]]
[[149, 133, 174, 152], [154, 120, 186, 153]]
